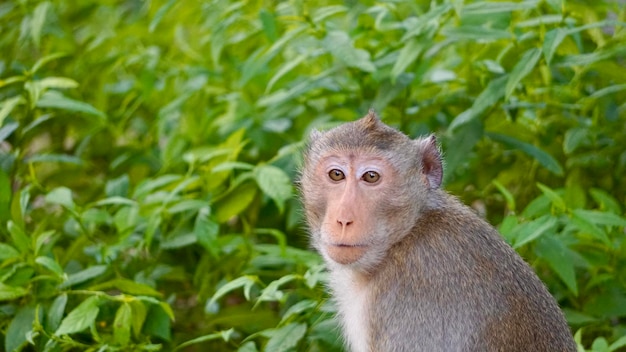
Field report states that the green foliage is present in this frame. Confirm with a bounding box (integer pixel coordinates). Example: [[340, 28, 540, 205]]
[[0, 0, 624, 350]]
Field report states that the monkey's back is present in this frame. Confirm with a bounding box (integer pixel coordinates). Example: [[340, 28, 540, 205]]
[[368, 195, 576, 352]]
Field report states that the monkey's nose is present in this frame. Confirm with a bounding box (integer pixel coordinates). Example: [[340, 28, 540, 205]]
[[337, 219, 353, 227]]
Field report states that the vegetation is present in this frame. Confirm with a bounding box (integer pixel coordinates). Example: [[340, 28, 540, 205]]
[[0, 0, 625, 351]]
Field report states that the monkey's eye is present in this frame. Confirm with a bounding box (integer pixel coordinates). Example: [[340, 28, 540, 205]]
[[328, 169, 345, 181], [362, 171, 380, 183]]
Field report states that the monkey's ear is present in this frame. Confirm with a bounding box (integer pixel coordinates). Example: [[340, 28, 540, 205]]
[[417, 135, 443, 189]]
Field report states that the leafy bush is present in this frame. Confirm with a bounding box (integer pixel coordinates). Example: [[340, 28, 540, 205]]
[[0, 0, 625, 351]]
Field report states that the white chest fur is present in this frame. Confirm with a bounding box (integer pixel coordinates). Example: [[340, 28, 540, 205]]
[[329, 268, 370, 352]]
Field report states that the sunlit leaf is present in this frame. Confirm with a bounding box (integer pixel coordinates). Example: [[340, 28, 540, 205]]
[[323, 31, 376, 72], [505, 48, 541, 99], [113, 303, 132, 346], [36, 91, 106, 119], [59, 265, 108, 289], [264, 322, 307, 352], [55, 296, 100, 335]]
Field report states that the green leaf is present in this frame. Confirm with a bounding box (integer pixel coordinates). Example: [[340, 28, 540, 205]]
[[31, 2, 51, 48], [31, 53, 68, 74], [505, 48, 541, 99], [46, 294, 68, 332], [543, 28, 567, 65], [570, 212, 611, 247], [449, 75, 507, 131], [487, 133, 563, 175], [90, 279, 162, 297], [264, 322, 307, 352], [59, 265, 108, 289], [461, 0, 539, 15], [0, 243, 20, 261], [257, 274, 299, 303], [129, 300, 148, 336], [5, 306, 35, 352], [8, 221, 30, 253], [44, 187, 75, 210], [254, 165, 293, 213], [280, 300, 317, 323], [194, 207, 220, 256], [207, 276, 258, 310], [536, 183, 566, 211], [323, 31, 376, 72], [535, 236, 578, 296], [609, 335, 626, 351], [174, 329, 234, 351], [0, 282, 28, 301], [213, 181, 257, 223], [36, 91, 106, 119], [513, 215, 558, 248], [35, 256, 64, 277], [55, 296, 100, 335], [571, 210, 626, 227], [589, 188, 622, 214], [390, 39, 424, 82], [0, 96, 24, 126], [442, 26, 513, 41], [143, 304, 171, 341], [113, 303, 132, 346], [36, 77, 79, 90], [563, 127, 589, 155]]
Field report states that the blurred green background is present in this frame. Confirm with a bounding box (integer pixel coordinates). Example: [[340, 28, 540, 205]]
[[0, 0, 625, 351]]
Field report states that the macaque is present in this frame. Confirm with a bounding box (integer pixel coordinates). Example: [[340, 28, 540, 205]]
[[300, 110, 576, 352]]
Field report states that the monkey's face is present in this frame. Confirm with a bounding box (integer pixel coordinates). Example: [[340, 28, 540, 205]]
[[302, 151, 420, 270]]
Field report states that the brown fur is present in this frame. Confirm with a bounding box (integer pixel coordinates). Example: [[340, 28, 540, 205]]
[[300, 111, 576, 352]]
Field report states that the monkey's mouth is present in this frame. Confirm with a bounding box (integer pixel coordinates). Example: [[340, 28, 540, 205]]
[[325, 243, 368, 264]]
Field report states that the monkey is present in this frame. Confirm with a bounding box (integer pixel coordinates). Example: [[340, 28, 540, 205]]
[[299, 110, 577, 352]]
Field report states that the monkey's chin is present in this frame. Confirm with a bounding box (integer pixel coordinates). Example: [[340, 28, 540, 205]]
[[325, 245, 368, 265]]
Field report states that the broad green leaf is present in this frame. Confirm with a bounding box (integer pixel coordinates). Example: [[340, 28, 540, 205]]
[[571, 210, 626, 227], [207, 276, 258, 310], [36, 91, 106, 119], [238, 342, 259, 352], [505, 48, 542, 99], [36, 77, 79, 90], [46, 294, 68, 332], [563, 127, 589, 154], [8, 221, 30, 253], [0, 243, 20, 261], [213, 181, 257, 223], [31, 2, 50, 48], [113, 303, 132, 346], [0, 282, 28, 301], [0, 96, 24, 126], [257, 274, 299, 303], [90, 279, 161, 297], [27, 153, 83, 165], [589, 188, 622, 214], [161, 232, 197, 249], [254, 165, 293, 213], [44, 187, 75, 210], [266, 54, 307, 93], [609, 335, 626, 351], [391, 39, 424, 82], [59, 265, 108, 289], [31, 53, 67, 73], [0, 169, 11, 223], [442, 26, 512, 41], [35, 256, 64, 277], [487, 133, 563, 175], [280, 300, 317, 323], [5, 306, 35, 352], [259, 9, 278, 42], [311, 5, 347, 23], [323, 31, 376, 72], [535, 236, 578, 295], [512, 215, 557, 248], [461, 0, 539, 15], [143, 304, 171, 341], [174, 329, 234, 351], [129, 300, 148, 336], [264, 322, 307, 352], [592, 337, 609, 351], [570, 212, 611, 247], [543, 28, 568, 65], [0, 120, 19, 143], [449, 75, 508, 131], [194, 207, 219, 256], [55, 296, 100, 335], [536, 183, 566, 211]]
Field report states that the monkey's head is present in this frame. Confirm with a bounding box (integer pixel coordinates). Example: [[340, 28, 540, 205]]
[[300, 110, 444, 271]]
